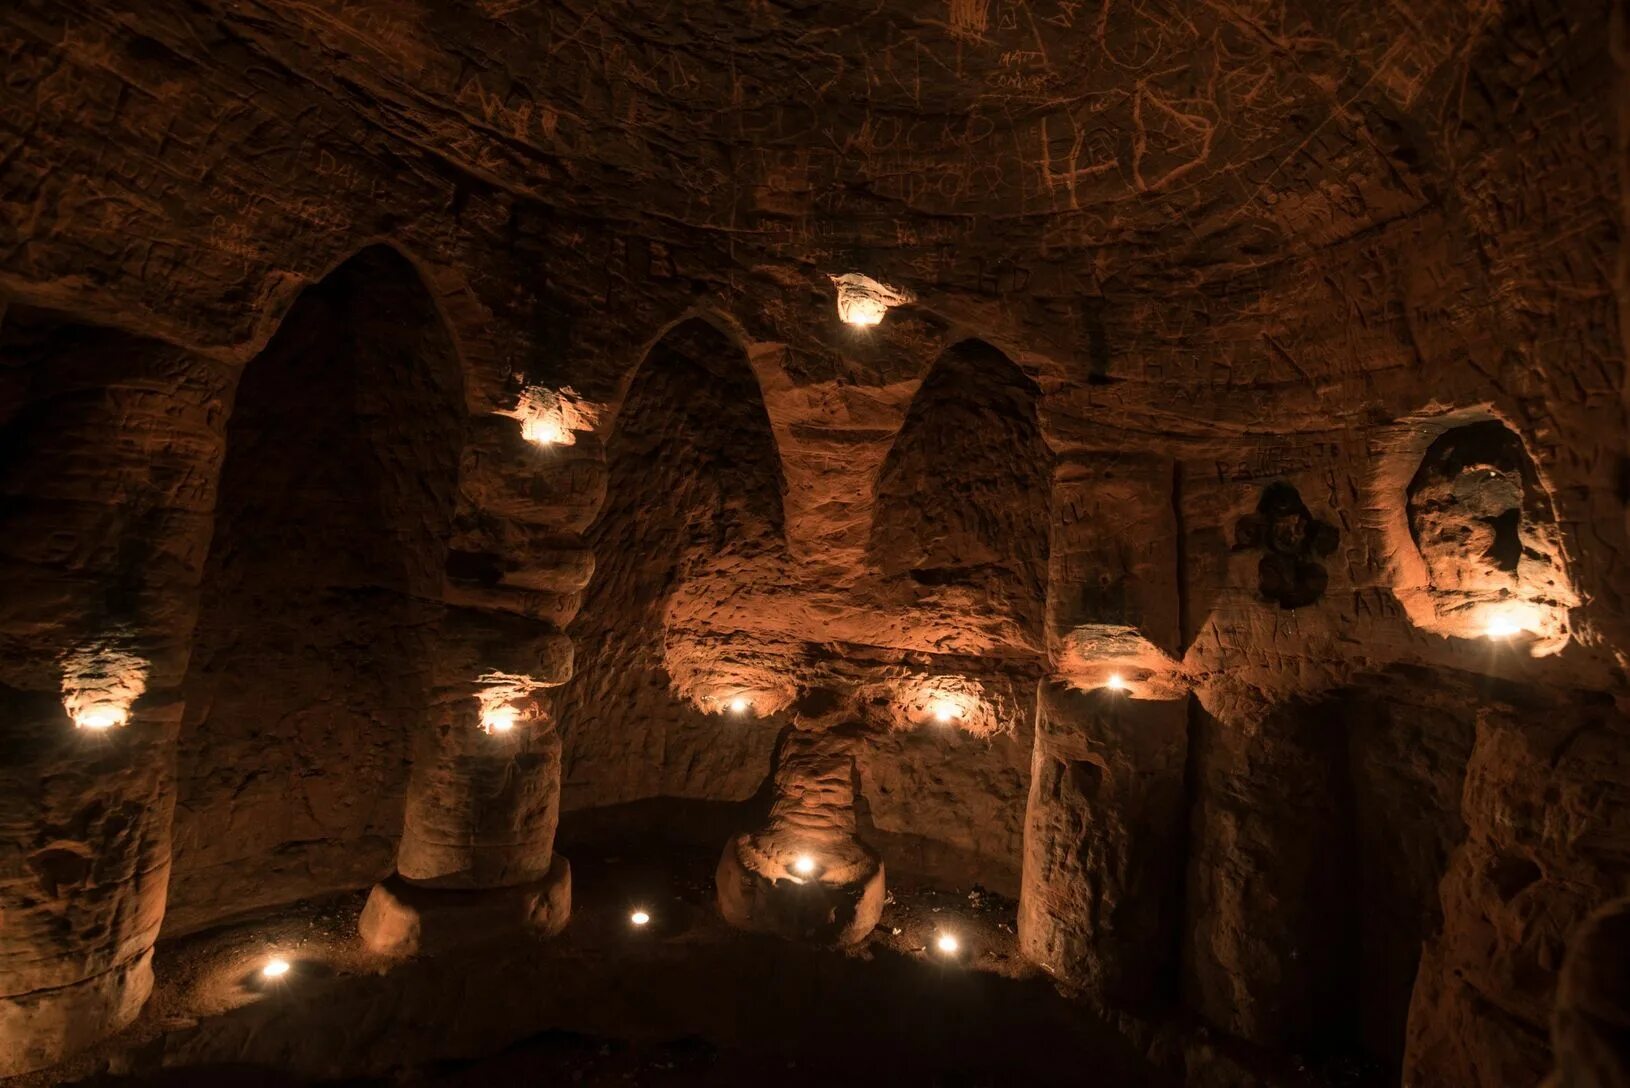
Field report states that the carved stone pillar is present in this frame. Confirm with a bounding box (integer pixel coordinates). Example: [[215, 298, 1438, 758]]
[[360, 609, 576, 955], [1183, 692, 1355, 1047], [1021, 683, 1188, 1004], [0, 320, 226, 1074], [716, 727, 885, 946], [1018, 453, 1189, 1006]]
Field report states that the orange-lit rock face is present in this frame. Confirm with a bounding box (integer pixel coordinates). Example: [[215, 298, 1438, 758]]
[[1404, 421, 1576, 650], [0, 1, 1624, 1085]]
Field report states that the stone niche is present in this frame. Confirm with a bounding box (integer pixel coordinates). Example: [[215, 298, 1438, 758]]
[[867, 337, 1050, 633], [169, 246, 465, 933], [559, 317, 789, 817], [1184, 667, 1475, 1065], [1373, 411, 1577, 653]]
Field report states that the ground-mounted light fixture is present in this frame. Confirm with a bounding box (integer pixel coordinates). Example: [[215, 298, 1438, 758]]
[[629, 909, 651, 927], [936, 932, 960, 955], [792, 854, 818, 878], [261, 956, 291, 980]]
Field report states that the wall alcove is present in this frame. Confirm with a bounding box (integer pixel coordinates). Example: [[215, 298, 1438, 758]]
[[852, 337, 1052, 891], [867, 337, 1051, 645], [1373, 410, 1578, 653], [559, 318, 789, 825], [1185, 666, 1476, 1071], [1405, 419, 1575, 645], [167, 246, 465, 933]]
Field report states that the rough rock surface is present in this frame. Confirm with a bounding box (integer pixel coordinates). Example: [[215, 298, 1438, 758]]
[[171, 247, 462, 931], [1545, 896, 1630, 1088], [0, 0, 1625, 1083], [715, 727, 886, 946]]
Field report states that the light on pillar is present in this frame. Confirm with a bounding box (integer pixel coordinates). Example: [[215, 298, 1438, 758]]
[[903, 681, 992, 735], [521, 415, 569, 445], [476, 675, 540, 735], [61, 647, 146, 733], [480, 704, 519, 734]]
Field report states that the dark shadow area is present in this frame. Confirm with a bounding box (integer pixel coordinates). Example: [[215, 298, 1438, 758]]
[[1185, 665, 1475, 1075], [169, 246, 464, 934], [104, 846, 1170, 1088], [0, 308, 207, 643]]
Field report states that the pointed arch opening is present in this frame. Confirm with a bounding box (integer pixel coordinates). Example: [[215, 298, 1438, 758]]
[[169, 246, 466, 932], [559, 318, 790, 821], [868, 338, 1051, 646]]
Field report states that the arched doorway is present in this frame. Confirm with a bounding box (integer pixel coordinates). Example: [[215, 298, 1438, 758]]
[[559, 319, 788, 825], [860, 337, 1051, 889], [868, 337, 1050, 639], [168, 247, 465, 932]]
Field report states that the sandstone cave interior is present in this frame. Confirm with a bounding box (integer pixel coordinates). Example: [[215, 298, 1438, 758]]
[[0, 3, 1626, 1087]]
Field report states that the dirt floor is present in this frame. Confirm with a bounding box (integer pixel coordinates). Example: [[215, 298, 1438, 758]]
[[24, 841, 1373, 1088]]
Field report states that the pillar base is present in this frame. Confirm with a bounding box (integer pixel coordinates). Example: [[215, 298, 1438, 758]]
[[0, 949, 154, 1076], [715, 833, 884, 946], [359, 855, 571, 957]]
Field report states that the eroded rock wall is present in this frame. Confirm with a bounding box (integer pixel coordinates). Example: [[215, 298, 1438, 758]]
[[168, 247, 464, 933], [0, 0, 1624, 1082]]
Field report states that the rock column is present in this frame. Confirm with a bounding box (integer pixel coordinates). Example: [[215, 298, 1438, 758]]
[[1018, 454, 1189, 1006], [0, 323, 227, 1074], [716, 727, 885, 946], [360, 418, 598, 955]]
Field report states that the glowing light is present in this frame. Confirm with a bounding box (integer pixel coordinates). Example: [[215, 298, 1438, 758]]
[[1106, 674, 1127, 692], [1486, 614, 1522, 639], [629, 910, 651, 927], [932, 700, 961, 724], [936, 933, 960, 955], [729, 697, 750, 714], [793, 854, 817, 876], [74, 703, 128, 730], [261, 957, 290, 980], [520, 416, 569, 445], [481, 704, 519, 734], [477, 675, 545, 735], [501, 385, 601, 448], [833, 272, 910, 328], [842, 298, 886, 327], [62, 647, 146, 735]]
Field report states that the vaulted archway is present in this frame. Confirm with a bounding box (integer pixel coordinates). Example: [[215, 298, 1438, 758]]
[[169, 246, 465, 931]]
